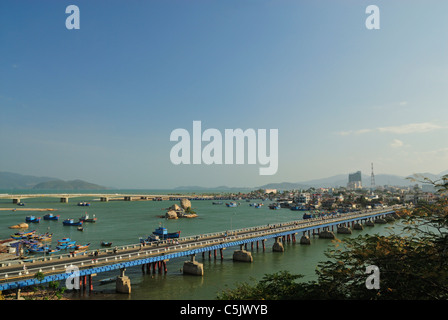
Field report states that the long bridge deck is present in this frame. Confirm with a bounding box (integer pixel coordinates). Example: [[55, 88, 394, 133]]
[[0, 207, 401, 292]]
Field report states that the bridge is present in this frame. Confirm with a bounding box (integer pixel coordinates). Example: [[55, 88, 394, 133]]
[[0, 193, 206, 203], [0, 207, 402, 295]]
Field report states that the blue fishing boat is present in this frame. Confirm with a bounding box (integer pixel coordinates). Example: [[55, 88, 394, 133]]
[[269, 203, 281, 210], [303, 213, 313, 219], [56, 241, 76, 250], [25, 216, 41, 223], [226, 202, 238, 207], [11, 230, 36, 240], [140, 227, 181, 243], [153, 227, 180, 239], [43, 213, 60, 220], [77, 202, 90, 206], [63, 219, 83, 226]]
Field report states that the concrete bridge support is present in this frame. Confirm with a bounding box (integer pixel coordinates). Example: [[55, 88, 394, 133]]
[[353, 222, 364, 230], [183, 255, 204, 276], [319, 228, 335, 239], [12, 198, 21, 204], [233, 249, 253, 262], [60, 197, 69, 203], [272, 237, 284, 252], [116, 268, 131, 294], [300, 233, 311, 245], [100, 197, 109, 202], [337, 225, 352, 234]]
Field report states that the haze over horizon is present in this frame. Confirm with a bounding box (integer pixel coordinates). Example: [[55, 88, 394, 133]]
[[1, 1, 448, 189]]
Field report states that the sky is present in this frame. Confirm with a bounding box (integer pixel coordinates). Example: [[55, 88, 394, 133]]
[[1, 0, 448, 189]]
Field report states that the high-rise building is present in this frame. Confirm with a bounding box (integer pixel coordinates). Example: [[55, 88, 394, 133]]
[[347, 171, 362, 189]]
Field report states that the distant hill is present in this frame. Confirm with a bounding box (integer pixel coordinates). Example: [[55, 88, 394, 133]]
[[0, 172, 57, 189], [0, 172, 107, 190], [32, 179, 107, 190]]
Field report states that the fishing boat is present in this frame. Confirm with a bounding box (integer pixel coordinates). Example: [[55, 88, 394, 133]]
[[212, 201, 223, 205], [57, 237, 72, 244], [254, 203, 263, 208], [77, 226, 84, 231], [268, 203, 281, 210], [56, 240, 76, 250], [69, 243, 90, 255], [63, 219, 83, 226], [153, 227, 181, 239], [79, 213, 97, 223], [77, 202, 90, 206], [25, 216, 41, 223], [303, 213, 313, 219], [45, 249, 60, 255], [226, 202, 238, 208], [140, 227, 181, 243], [27, 245, 51, 254], [43, 213, 60, 220], [35, 232, 53, 241], [11, 230, 36, 239], [101, 241, 113, 247]]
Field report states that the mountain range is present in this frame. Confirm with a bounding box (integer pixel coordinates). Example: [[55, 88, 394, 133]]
[[1, 170, 447, 191], [0, 172, 107, 190]]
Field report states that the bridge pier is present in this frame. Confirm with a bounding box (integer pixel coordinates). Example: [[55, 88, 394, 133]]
[[116, 268, 131, 294], [233, 249, 253, 262], [183, 254, 204, 276], [353, 222, 364, 230], [272, 237, 284, 252], [12, 198, 21, 204], [60, 197, 69, 203], [100, 197, 109, 202]]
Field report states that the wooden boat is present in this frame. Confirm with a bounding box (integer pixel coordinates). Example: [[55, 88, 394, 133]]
[[35, 232, 53, 241], [101, 241, 113, 247], [63, 219, 83, 226], [43, 213, 60, 220], [79, 213, 97, 223], [11, 230, 36, 239], [45, 249, 60, 255], [77, 226, 84, 231], [70, 243, 90, 254], [25, 216, 41, 223], [56, 240, 76, 250], [225, 202, 238, 207], [57, 237, 72, 243], [268, 203, 281, 210]]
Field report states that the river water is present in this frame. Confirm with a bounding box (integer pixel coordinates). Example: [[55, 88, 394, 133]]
[[0, 190, 401, 300]]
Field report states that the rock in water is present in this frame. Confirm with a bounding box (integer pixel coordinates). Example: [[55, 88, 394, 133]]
[[165, 210, 178, 219], [180, 198, 192, 210]]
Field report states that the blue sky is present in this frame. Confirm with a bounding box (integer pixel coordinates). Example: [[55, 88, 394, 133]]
[[1, 1, 448, 189]]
